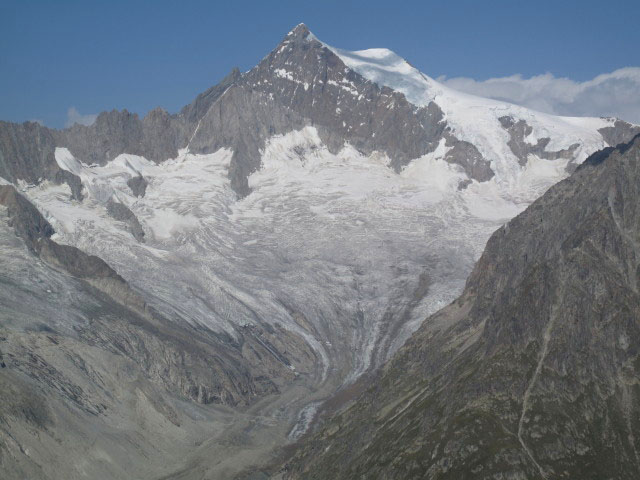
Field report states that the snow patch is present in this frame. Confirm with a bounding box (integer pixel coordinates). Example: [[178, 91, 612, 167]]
[[288, 401, 321, 441], [274, 68, 294, 81], [55, 147, 85, 177]]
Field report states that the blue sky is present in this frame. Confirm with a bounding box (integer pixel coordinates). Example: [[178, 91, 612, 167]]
[[2, 0, 639, 127]]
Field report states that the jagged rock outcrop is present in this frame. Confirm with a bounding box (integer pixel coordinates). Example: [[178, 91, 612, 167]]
[[126, 174, 147, 197], [0, 121, 84, 199], [106, 199, 145, 242], [599, 119, 640, 147], [0, 184, 129, 290], [0, 121, 58, 185], [57, 108, 186, 165], [499, 115, 579, 165], [0, 185, 55, 245], [284, 136, 640, 479]]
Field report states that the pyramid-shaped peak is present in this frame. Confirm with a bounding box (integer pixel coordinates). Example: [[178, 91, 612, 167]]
[[288, 23, 310, 36], [284, 23, 317, 43]]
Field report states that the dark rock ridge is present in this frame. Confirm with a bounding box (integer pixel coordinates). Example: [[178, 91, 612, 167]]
[[126, 174, 148, 197], [3, 24, 637, 199], [0, 185, 55, 246], [499, 115, 580, 165], [59, 106, 185, 165], [599, 119, 640, 147], [106, 199, 145, 242], [0, 121, 61, 186], [443, 133, 494, 181], [0, 184, 126, 284], [283, 135, 640, 479]]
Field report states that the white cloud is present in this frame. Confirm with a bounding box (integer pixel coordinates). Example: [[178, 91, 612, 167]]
[[436, 67, 640, 124], [65, 107, 98, 127]]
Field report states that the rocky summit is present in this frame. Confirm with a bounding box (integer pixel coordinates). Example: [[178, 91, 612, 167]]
[[0, 23, 639, 480]]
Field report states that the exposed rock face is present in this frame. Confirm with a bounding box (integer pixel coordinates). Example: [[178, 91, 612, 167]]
[[0, 185, 54, 246], [0, 122, 85, 199], [284, 135, 640, 479], [106, 199, 145, 242], [599, 119, 640, 147], [237, 26, 447, 166], [126, 174, 147, 197], [499, 115, 579, 165], [180, 67, 242, 124], [187, 24, 492, 194], [443, 134, 494, 181], [0, 121, 58, 185], [57, 107, 186, 165]]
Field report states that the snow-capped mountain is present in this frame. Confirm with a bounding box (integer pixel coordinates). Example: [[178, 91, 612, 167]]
[[0, 23, 638, 479]]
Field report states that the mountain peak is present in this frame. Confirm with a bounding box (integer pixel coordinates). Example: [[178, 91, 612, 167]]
[[288, 22, 309, 35], [284, 23, 315, 43]]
